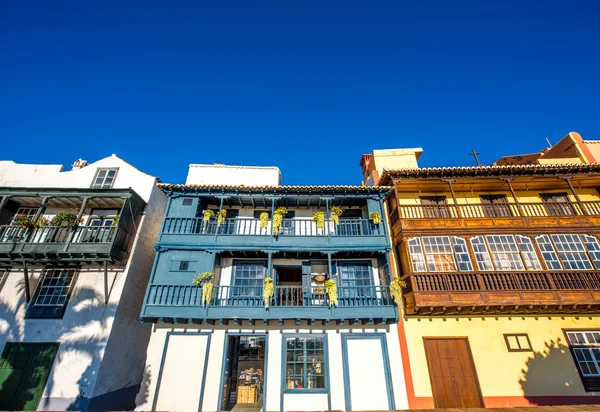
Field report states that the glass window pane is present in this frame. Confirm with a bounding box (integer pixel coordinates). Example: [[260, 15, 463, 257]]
[[486, 235, 524, 270], [551, 234, 592, 270], [471, 236, 494, 271], [517, 235, 542, 270], [284, 336, 326, 390], [422, 236, 456, 272], [583, 235, 600, 269], [408, 238, 427, 272], [452, 237, 473, 271]]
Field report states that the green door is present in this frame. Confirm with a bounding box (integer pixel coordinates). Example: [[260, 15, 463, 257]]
[[0, 342, 60, 411]]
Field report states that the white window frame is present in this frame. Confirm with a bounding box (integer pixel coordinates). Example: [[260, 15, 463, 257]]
[[91, 168, 118, 189], [535, 234, 563, 270], [452, 236, 473, 271], [485, 235, 525, 271], [408, 237, 427, 272], [11, 207, 39, 222], [550, 234, 593, 270], [566, 331, 600, 377], [470, 236, 494, 271], [33, 268, 76, 308], [516, 235, 542, 270], [583, 235, 600, 269], [422, 236, 457, 272]]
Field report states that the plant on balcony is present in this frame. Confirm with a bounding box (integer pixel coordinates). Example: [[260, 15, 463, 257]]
[[330, 206, 344, 225], [34, 216, 50, 227], [216, 209, 227, 227], [111, 214, 120, 227], [193, 272, 214, 307], [325, 279, 338, 307], [259, 212, 269, 230], [12, 215, 33, 229], [369, 212, 381, 225], [51, 211, 81, 227], [272, 207, 288, 235], [389, 279, 407, 306], [312, 212, 325, 229], [202, 209, 215, 222], [263, 277, 274, 308]]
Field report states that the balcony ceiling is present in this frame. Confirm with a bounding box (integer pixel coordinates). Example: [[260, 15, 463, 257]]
[[12, 196, 124, 209]]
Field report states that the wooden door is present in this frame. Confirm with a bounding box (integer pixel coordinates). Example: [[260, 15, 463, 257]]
[[541, 193, 574, 216], [420, 196, 450, 218], [424, 338, 484, 409]]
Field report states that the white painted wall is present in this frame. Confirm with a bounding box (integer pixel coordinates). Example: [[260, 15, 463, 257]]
[[346, 338, 389, 410], [186, 164, 281, 187], [0, 155, 166, 410], [137, 323, 408, 412]]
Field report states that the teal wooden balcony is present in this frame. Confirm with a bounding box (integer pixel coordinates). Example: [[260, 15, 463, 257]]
[[0, 224, 134, 263], [159, 217, 390, 252], [141, 284, 398, 325]]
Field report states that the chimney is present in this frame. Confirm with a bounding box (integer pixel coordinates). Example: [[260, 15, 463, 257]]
[[72, 159, 89, 170], [360, 148, 423, 186]]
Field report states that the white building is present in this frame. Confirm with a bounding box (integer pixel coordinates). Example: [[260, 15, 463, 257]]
[[136, 164, 408, 411], [0, 155, 166, 411]]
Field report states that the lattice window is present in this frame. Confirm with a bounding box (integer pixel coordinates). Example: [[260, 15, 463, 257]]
[[583, 235, 600, 269], [535, 235, 563, 270], [551, 234, 592, 270], [566, 331, 600, 377], [284, 336, 326, 390], [91, 168, 118, 189], [452, 237, 473, 271], [486, 235, 525, 270], [408, 237, 427, 272], [338, 262, 373, 287], [516, 235, 542, 270], [471, 236, 494, 271], [232, 261, 266, 288], [422, 236, 456, 271]]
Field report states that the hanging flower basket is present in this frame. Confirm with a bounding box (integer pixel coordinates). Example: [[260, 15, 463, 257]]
[[259, 212, 269, 230], [330, 206, 344, 226], [263, 277, 274, 308], [272, 207, 288, 235], [389, 280, 406, 306], [312, 212, 325, 230], [369, 212, 382, 225], [202, 209, 215, 222], [216, 210, 227, 227], [193, 272, 214, 306], [325, 279, 338, 307]]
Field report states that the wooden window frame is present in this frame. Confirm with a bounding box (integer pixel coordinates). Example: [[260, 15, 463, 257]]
[[503, 333, 533, 352]]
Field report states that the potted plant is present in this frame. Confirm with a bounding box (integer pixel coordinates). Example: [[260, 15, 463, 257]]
[[272, 207, 288, 235], [312, 212, 325, 230], [325, 279, 338, 307], [216, 209, 227, 227], [12, 215, 33, 229], [330, 206, 344, 225], [193, 272, 214, 306], [259, 212, 269, 230], [389, 279, 407, 306], [263, 277, 274, 308], [369, 212, 382, 225], [202, 209, 215, 222], [51, 211, 81, 227]]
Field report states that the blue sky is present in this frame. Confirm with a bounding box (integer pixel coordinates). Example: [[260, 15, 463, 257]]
[[1, 1, 599, 185]]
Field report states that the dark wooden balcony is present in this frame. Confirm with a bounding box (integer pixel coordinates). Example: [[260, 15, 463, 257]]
[[390, 200, 600, 237], [141, 285, 398, 325], [403, 270, 600, 316]]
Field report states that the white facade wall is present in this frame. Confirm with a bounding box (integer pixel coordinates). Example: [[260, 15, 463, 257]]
[[0, 155, 167, 410], [136, 323, 408, 412], [186, 164, 281, 187]]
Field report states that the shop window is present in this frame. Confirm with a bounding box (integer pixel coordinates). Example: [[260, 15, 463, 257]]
[[535, 235, 563, 270], [551, 234, 593, 270], [471, 236, 494, 271], [566, 330, 600, 391], [504, 334, 532, 352], [26, 268, 78, 319], [485, 235, 525, 270], [516, 236, 542, 270], [284, 335, 327, 391]]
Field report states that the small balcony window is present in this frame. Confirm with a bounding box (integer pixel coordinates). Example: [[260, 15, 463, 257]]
[[91, 168, 118, 189], [26, 268, 78, 319]]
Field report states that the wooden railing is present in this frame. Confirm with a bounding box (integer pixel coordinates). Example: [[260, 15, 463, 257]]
[[145, 285, 394, 307], [161, 217, 383, 237], [0, 225, 117, 244], [408, 271, 600, 292], [398, 200, 600, 219]]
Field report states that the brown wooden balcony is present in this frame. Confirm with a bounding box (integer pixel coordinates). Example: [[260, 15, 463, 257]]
[[390, 201, 600, 237], [402, 270, 600, 316]]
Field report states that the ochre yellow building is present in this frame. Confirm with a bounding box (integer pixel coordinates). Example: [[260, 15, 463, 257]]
[[362, 132, 600, 409]]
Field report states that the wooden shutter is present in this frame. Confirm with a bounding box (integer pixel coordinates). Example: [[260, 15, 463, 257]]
[[480, 195, 511, 217], [423, 338, 484, 409], [541, 193, 574, 216], [420, 196, 449, 218]]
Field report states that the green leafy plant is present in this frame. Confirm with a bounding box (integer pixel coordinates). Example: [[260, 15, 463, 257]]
[[272, 207, 288, 235], [202, 209, 215, 222], [111, 214, 120, 227], [329, 206, 344, 225], [12, 215, 33, 229], [51, 211, 81, 227], [325, 279, 338, 307], [193, 272, 214, 306], [259, 212, 269, 230], [312, 212, 325, 229], [34, 216, 50, 227], [263, 277, 274, 308], [216, 209, 227, 227], [389, 280, 406, 306], [370, 212, 382, 225]]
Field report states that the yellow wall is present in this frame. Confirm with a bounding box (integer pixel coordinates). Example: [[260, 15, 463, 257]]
[[404, 315, 600, 398], [372, 148, 422, 170]]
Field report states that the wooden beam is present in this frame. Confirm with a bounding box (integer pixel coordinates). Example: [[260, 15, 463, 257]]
[[23, 262, 31, 302]]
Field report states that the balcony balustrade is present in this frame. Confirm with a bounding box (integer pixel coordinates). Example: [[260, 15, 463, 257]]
[[403, 270, 600, 315], [159, 217, 388, 251], [141, 284, 397, 324]]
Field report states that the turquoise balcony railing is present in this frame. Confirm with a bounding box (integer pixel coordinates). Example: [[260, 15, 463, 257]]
[[159, 217, 389, 251], [141, 284, 398, 324]]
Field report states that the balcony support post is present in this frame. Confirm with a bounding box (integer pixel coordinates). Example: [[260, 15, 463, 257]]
[[325, 198, 331, 238], [267, 251, 273, 280], [270, 197, 275, 236], [23, 261, 31, 303], [215, 197, 225, 241], [560, 176, 588, 216], [441, 179, 461, 218], [501, 178, 524, 217], [104, 261, 109, 305], [0, 196, 10, 211], [327, 252, 333, 279], [63, 196, 91, 251], [32, 197, 51, 224], [463, 236, 486, 291]]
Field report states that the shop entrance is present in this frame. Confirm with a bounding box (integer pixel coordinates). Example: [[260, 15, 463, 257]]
[[220, 335, 266, 411]]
